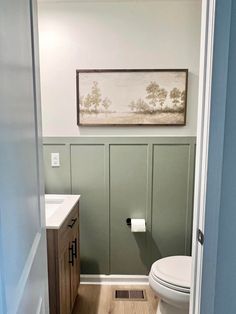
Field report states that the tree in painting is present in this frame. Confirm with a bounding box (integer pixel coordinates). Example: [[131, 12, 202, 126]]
[[170, 88, 182, 108], [83, 94, 92, 112], [145, 82, 168, 110], [130, 81, 168, 113], [158, 88, 168, 108], [146, 81, 160, 109], [180, 90, 186, 108], [102, 97, 112, 111], [130, 98, 150, 113], [91, 81, 102, 111], [80, 81, 111, 114]]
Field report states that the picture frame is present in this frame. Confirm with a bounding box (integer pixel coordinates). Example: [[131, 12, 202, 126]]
[[76, 69, 188, 126]]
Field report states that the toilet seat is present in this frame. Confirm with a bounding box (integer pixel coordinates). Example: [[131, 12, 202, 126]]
[[150, 272, 190, 293], [150, 256, 191, 293]]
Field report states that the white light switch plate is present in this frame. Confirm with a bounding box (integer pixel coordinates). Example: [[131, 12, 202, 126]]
[[51, 153, 60, 167]]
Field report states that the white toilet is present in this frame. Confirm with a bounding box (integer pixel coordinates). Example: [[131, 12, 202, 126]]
[[149, 256, 191, 314]]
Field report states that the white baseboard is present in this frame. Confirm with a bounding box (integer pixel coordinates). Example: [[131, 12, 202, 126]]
[[80, 274, 149, 285]]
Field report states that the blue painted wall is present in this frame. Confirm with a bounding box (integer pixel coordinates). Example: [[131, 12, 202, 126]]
[[201, 0, 236, 313]]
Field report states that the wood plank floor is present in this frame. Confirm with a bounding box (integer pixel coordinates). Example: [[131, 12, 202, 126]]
[[72, 285, 158, 314]]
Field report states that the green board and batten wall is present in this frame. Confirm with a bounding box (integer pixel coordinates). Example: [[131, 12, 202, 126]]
[[43, 137, 195, 275]]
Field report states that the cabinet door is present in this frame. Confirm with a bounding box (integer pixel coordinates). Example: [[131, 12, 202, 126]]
[[70, 233, 80, 308], [59, 244, 72, 314]]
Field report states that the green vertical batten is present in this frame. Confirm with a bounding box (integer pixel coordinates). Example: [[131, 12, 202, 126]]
[[104, 143, 111, 274], [43, 137, 196, 275], [185, 142, 196, 254], [147, 143, 154, 270]]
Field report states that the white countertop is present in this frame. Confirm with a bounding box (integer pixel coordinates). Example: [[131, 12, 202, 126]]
[[45, 194, 80, 229]]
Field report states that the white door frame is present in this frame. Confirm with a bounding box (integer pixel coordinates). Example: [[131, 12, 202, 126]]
[[190, 0, 216, 313]]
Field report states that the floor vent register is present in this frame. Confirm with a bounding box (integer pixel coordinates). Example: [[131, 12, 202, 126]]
[[114, 289, 147, 301]]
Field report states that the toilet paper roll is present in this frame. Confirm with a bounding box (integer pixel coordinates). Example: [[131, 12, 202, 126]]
[[131, 219, 146, 232]]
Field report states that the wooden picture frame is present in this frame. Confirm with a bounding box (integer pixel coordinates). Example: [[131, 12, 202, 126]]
[[76, 69, 188, 126]]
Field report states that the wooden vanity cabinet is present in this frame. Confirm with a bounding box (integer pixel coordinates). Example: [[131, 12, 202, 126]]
[[47, 202, 80, 314]]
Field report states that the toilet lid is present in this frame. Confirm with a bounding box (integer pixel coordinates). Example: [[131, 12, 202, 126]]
[[151, 256, 191, 289]]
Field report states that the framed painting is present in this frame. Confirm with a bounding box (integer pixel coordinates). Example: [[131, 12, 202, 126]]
[[76, 69, 188, 126]]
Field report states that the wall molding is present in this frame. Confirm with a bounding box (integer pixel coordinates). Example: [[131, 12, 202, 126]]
[[43, 136, 196, 144], [43, 136, 196, 275]]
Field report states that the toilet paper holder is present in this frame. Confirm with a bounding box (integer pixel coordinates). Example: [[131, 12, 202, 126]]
[[126, 218, 131, 226], [126, 218, 146, 232]]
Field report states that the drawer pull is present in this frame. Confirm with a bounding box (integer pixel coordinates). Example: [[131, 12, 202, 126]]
[[68, 218, 77, 229], [72, 238, 77, 259], [69, 244, 74, 266]]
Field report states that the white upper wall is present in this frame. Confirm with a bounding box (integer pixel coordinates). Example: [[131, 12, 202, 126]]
[[38, 0, 201, 136]]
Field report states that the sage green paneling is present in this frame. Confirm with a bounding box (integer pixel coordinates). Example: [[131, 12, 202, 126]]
[[43, 137, 196, 275], [43, 144, 71, 194], [110, 145, 149, 274], [151, 144, 194, 262], [70, 145, 109, 274]]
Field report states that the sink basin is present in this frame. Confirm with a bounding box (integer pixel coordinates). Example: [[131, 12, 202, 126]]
[[45, 197, 65, 220], [45, 203, 62, 220], [45, 194, 80, 229], [45, 198, 64, 204]]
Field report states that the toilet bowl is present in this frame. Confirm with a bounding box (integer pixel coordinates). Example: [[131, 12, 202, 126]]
[[149, 256, 191, 314]]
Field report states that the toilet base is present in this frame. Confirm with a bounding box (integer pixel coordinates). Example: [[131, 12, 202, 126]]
[[157, 300, 189, 314]]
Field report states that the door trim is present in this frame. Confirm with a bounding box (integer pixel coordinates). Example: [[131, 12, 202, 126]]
[[190, 0, 216, 313]]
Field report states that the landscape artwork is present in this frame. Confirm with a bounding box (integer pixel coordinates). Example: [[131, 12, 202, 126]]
[[77, 69, 188, 125]]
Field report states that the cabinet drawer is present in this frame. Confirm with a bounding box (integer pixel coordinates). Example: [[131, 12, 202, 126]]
[[58, 204, 79, 254]]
